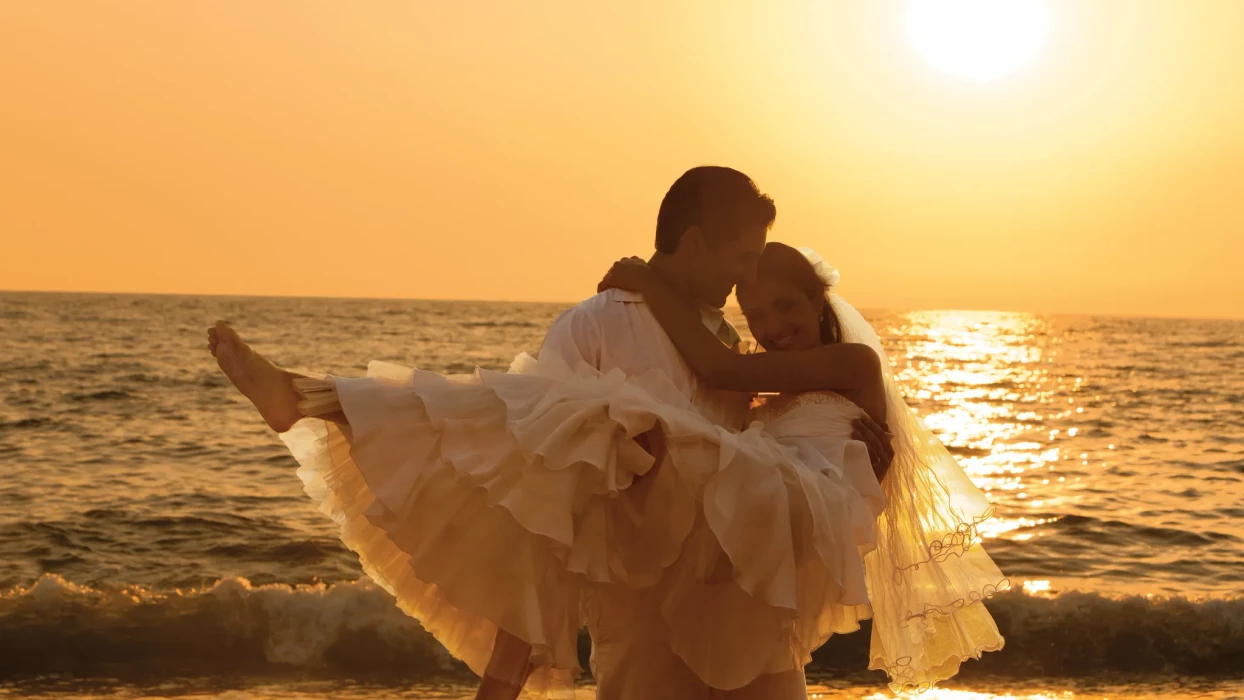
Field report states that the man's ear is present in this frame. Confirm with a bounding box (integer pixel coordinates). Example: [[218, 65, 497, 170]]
[[678, 226, 706, 255]]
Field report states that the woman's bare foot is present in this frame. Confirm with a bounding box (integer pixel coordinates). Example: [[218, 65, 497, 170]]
[[207, 321, 303, 432]]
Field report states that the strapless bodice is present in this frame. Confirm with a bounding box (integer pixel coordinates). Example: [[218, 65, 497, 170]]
[[747, 391, 863, 439]]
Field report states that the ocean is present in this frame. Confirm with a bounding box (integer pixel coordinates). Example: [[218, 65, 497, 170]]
[[1, 291, 1241, 699]]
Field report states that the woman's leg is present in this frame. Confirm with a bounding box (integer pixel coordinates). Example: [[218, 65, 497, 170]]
[[207, 321, 345, 431]]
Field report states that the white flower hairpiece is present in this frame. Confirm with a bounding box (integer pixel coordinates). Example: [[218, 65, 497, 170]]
[[796, 246, 840, 289]]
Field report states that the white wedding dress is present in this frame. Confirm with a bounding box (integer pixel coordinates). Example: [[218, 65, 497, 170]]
[[281, 353, 889, 698], [277, 260, 1006, 697], [280, 356, 1005, 697]]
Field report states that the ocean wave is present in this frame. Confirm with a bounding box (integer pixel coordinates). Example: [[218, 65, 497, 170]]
[[0, 575, 458, 680], [1, 576, 1239, 682], [1002, 514, 1242, 550], [1012, 514, 1239, 548], [0, 418, 51, 431], [813, 588, 1244, 680], [67, 389, 133, 402], [459, 320, 538, 329]]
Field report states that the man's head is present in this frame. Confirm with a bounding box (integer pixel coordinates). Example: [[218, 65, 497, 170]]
[[654, 166, 775, 308]]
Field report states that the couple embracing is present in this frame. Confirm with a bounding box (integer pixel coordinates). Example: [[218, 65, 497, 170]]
[[208, 166, 1006, 699]]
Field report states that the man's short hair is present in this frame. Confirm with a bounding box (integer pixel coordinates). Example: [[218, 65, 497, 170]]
[[655, 166, 776, 254]]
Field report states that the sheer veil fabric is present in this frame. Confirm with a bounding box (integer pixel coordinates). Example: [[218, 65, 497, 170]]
[[800, 247, 1008, 690]]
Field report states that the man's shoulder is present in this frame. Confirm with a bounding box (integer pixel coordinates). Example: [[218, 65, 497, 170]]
[[557, 289, 644, 318], [541, 290, 648, 361]]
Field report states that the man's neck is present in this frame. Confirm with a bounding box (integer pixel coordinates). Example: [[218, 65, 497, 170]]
[[647, 253, 699, 306]]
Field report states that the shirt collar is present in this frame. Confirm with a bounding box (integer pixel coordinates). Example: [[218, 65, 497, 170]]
[[606, 289, 740, 348]]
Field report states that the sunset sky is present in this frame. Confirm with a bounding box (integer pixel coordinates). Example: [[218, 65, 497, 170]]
[[2, 1, 1242, 318]]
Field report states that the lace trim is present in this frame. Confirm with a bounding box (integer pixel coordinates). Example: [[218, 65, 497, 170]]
[[881, 636, 1007, 694], [900, 578, 1011, 626], [887, 505, 997, 583], [874, 577, 1010, 692], [750, 390, 857, 423]]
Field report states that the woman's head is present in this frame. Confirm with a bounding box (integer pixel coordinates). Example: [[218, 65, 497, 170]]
[[737, 242, 842, 352]]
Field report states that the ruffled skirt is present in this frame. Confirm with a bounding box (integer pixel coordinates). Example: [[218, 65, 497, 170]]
[[279, 354, 885, 697]]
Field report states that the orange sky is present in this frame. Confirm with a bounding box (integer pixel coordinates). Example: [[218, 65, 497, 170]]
[[2, 1, 1242, 318]]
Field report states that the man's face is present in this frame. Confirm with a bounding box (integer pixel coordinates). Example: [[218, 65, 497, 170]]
[[686, 224, 767, 308]]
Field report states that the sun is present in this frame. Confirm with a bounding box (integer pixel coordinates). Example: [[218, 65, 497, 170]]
[[905, 0, 1050, 83]]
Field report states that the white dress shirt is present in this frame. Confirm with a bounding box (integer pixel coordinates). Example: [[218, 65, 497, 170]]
[[538, 288, 750, 700], [539, 289, 746, 429]]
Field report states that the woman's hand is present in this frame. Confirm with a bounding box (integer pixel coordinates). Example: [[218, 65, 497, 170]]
[[852, 415, 895, 482], [597, 256, 653, 294]]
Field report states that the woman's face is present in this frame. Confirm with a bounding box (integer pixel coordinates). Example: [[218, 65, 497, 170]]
[[738, 276, 824, 352]]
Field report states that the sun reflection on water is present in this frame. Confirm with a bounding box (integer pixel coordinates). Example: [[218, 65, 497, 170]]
[[864, 692, 1073, 700], [740, 305, 1244, 597], [888, 311, 1068, 547], [802, 683, 1232, 700], [803, 686, 1085, 700]]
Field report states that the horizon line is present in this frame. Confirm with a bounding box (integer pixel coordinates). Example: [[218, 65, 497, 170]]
[[2, 287, 1240, 323]]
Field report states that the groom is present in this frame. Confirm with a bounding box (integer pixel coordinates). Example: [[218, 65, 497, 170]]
[[511, 166, 893, 700]]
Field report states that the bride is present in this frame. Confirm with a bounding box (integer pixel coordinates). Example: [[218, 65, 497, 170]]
[[596, 243, 1008, 691], [206, 243, 1005, 699]]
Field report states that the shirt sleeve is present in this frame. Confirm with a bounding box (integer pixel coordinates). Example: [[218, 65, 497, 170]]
[[538, 303, 602, 369]]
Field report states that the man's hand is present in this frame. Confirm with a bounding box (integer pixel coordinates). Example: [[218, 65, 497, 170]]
[[597, 256, 652, 294], [852, 414, 895, 482], [633, 425, 666, 460]]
